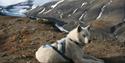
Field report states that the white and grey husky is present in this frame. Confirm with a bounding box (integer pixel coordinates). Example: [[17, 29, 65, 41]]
[[35, 25, 104, 63]]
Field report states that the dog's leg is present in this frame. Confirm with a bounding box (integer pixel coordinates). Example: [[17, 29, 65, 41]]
[[69, 48, 104, 63], [82, 58, 104, 63], [73, 57, 102, 63], [83, 54, 104, 63]]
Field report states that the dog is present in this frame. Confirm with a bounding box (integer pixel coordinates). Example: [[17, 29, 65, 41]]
[[35, 25, 104, 63]]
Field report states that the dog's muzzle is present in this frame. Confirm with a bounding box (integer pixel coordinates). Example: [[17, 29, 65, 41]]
[[88, 40, 91, 43]]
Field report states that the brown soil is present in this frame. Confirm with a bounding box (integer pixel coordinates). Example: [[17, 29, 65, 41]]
[[0, 16, 125, 63], [0, 16, 65, 63]]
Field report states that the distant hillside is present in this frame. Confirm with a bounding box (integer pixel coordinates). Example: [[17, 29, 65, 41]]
[[26, 0, 125, 42]]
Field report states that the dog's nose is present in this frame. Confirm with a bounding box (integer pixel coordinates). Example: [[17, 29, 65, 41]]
[[88, 40, 91, 43]]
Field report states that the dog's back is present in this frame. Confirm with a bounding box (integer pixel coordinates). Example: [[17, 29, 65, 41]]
[[35, 38, 69, 63]]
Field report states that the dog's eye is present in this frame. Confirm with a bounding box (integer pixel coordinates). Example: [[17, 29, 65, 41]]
[[82, 34, 86, 37]]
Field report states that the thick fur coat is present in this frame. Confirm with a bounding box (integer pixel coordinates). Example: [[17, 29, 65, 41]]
[[35, 25, 104, 63]]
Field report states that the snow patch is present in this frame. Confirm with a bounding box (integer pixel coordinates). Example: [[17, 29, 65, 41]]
[[38, 8, 46, 14], [72, 8, 78, 14], [51, 0, 64, 8], [55, 23, 69, 33], [79, 11, 87, 21], [81, 2, 87, 7], [96, 0, 112, 19]]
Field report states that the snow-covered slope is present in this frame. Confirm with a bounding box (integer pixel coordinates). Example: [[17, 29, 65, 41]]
[[0, 0, 57, 17], [0, 0, 33, 16]]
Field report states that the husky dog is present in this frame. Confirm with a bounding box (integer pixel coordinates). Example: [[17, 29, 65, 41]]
[[35, 25, 104, 63]]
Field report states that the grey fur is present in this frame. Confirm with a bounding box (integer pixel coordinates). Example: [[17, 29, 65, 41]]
[[35, 25, 104, 63]]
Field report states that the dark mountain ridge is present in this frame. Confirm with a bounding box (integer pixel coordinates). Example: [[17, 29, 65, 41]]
[[26, 0, 125, 42]]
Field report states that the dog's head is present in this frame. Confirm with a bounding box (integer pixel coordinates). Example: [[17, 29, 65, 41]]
[[67, 25, 91, 45]]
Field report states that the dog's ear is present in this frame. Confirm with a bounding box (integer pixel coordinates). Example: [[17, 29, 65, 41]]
[[77, 25, 82, 32], [85, 25, 90, 30]]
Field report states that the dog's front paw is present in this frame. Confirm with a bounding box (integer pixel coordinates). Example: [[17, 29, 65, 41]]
[[95, 60, 104, 63]]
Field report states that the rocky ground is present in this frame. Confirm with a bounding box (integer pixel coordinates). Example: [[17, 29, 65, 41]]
[[0, 16, 125, 63], [0, 16, 65, 63]]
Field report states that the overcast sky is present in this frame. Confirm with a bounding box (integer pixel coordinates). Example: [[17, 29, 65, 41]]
[[0, 0, 56, 6], [0, 0, 27, 6], [33, 0, 56, 6]]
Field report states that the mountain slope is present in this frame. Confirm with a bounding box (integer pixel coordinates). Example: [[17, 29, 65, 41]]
[[26, 0, 125, 42]]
